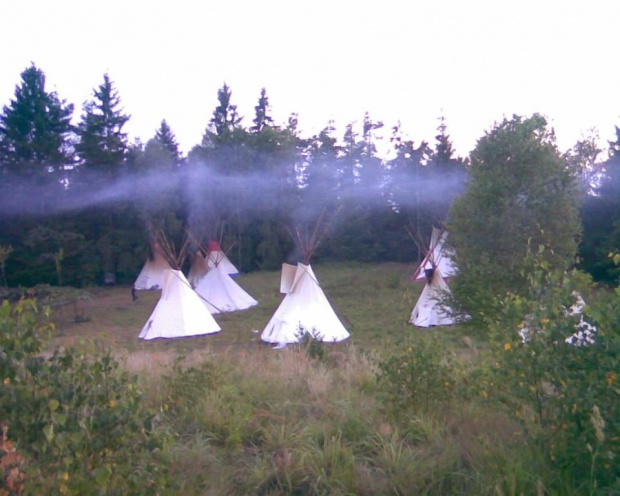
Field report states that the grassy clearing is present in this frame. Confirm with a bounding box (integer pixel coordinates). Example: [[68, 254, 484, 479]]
[[38, 262, 584, 495], [48, 261, 449, 353]]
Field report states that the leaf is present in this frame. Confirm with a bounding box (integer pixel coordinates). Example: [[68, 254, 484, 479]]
[[43, 423, 54, 442], [48, 399, 60, 412]]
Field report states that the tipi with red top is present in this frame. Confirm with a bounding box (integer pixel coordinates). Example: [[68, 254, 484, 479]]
[[206, 241, 239, 276]]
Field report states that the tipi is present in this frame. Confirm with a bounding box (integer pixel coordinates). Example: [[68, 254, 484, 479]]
[[133, 243, 172, 290], [410, 267, 455, 327], [262, 262, 350, 345], [194, 263, 258, 314], [206, 241, 239, 276], [412, 227, 456, 281], [139, 268, 221, 340]]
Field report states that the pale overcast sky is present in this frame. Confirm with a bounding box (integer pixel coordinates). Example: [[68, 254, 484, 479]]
[[2, 0, 619, 157]]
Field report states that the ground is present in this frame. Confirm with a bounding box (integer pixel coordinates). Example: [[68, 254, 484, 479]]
[[44, 262, 464, 357]]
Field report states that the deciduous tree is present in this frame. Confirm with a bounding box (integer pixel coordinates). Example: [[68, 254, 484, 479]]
[[448, 114, 581, 323]]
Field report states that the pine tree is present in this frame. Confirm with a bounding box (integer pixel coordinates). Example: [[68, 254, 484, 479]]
[[205, 83, 242, 143], [251, 88, 274, 134], [425, 115, 467, 223], [434, 114, 454, 164], [0, 64, 74, 176], [154, 119, 181, 165], [386, 123, 432, 257], [76, 74, 130, 174]]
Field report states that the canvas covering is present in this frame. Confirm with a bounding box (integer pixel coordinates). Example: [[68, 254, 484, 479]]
[[194, 264, 258, 314], [139, 269, 221, 340], [262, 263, 350, 345], [413, 227, 457, 280], [410, 268, 455, 327], [206, 249, 239, 276], [279, 263, 298, 293], [133, 249, 171, 290]]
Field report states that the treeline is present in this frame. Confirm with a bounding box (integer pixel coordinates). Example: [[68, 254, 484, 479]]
[[0, 64, 618, 288]]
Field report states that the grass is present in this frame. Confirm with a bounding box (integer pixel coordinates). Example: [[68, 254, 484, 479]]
[[48, 261, 444, 354], [40, 262, 548, 495]]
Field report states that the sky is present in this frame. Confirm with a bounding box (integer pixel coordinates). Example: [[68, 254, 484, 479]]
[[2, 0, 619, 158]]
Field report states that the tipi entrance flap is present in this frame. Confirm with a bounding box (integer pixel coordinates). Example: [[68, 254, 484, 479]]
[[279, 263, 297, 294]]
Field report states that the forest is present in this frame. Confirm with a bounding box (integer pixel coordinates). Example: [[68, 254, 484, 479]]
[[0, 64, 618, 291]]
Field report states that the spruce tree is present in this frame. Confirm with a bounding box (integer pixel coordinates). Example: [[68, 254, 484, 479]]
[[251, 88, 274, 134], [0, 64, 74, 176], [76, 74, 130, 174]]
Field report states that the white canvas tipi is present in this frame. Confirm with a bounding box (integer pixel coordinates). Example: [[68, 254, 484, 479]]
[[412, 227, 456, 281], [139, 269, 221, 340], [206, 241, 239, 276], [262, 263, 350, 345], [194, 263, 258, 314], [410, 267, 455, 327], [134, 244, 172, 290]]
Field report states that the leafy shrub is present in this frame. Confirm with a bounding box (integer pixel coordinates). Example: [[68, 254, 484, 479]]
[[484, 247, 619, 493], [376, 340, 456, 413], [296, 328, 325, 361], [0, 299, 171, 494]]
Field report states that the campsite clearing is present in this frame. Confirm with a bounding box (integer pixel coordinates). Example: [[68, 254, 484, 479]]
[[47, 262, 466, 355]]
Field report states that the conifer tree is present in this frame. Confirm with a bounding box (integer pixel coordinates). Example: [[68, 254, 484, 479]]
[[251, 88, 274, 134], [154, 119, 181, 165], [76, 74, 130, 174], [0, 64, 74, 176], [425, 115, 467, 223], [206, 83, 242, 143]]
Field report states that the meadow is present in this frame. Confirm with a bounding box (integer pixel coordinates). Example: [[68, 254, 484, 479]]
[[2, 262, 616, 495]]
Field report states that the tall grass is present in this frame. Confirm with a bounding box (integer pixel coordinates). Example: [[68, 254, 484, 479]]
[[118, 341, 547, 495], [45, 262, 597, 494]]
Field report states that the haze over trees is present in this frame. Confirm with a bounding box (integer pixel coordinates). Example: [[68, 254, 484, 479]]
[[0, 64, 617, 288]]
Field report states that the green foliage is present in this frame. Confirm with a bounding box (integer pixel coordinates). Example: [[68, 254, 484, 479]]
[[377, 340, 456, 413], [483, 246, 619, 493], [297, 328, 326, 361], [448, 114, 581, 324], [0, 64, 74, 175], [75, 73, 130, 173], [0, 299, 171, 494]]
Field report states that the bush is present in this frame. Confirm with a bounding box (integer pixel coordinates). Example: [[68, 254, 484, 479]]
[[0, 299, 171, 494], [376, 340, 456, 414], [484, 247, 619, 493]]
